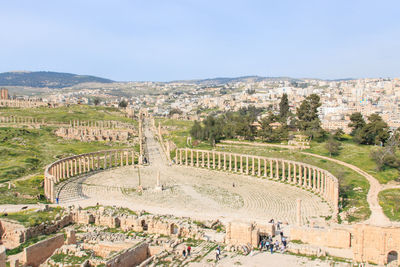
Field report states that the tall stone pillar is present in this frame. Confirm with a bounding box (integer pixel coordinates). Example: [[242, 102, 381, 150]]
[[313, 169, 316, 190], [317, 170, 321, 192], [246, 156, 249, 175], [258, 158, 261, 176], [293, 163, 297, 184], [185, 149, 188, 166], [191, 150, 194, 166], [269, 160, 273, 178], [251, 157, 255, 175], [308, 167, 312, 188], [264, 159, 267, 177], [299, 165, 303, 186], [207, 152, 210, 169], [240, 156, 243, 174], [213, 152, 216, 169], [288, 162, 291, 182], [234, 155, 237, 172], [229, 154, 232, 171], [180, 149, 183, 165], [296, 199, 302, 226], [275, 160, 279, 179], [282, 160, 285, 180], [218, 152, 221, 169], [223, 153, 226, 170], [201, 151, 205, 167]]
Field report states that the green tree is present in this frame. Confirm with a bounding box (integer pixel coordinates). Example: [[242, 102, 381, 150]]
[[333, 128, 345, 141], [118, 100, 128, 108], [348, 112, 365, 136], [355, 113, 390, 145], [325, 135, 342, 156], [94, 98, 100, 106], [296, 94, 322, 139], [279, 93, 289, 122], [190, 121, 203, 140]]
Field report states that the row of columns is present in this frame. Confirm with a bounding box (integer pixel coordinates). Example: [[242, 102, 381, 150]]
[[175, 148, 339, 214], [0, 116, 44, 124], [44, 149, 137, 202], [70, 120, 134, 129]]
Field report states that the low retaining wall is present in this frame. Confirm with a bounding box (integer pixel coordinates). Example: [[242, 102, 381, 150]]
[[22, 234, 64, 267], [44, 149, 139, 203], [175, 148, 339, 214], [105, 242, 149, 267], [290, 226, 351, 249]]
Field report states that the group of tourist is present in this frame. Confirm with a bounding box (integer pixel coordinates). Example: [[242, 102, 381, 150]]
[[182, 245, 191, 258], [259, 230, 287, 254]]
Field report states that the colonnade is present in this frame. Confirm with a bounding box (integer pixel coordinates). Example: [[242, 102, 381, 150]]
[[175, 148, 339, 214], [0, 116, 44, 124], [44, 149, 138, 203], [69, 120, 135, 129]]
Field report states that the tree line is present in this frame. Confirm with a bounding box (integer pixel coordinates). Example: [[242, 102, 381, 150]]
[[190, 93, 325, 145]]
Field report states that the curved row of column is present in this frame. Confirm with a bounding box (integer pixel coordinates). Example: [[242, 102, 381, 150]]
[[44, 149, 138, 203], [175, 148, 339, 214]]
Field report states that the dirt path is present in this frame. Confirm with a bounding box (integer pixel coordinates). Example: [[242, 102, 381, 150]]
[[301, 152, 392, 226]]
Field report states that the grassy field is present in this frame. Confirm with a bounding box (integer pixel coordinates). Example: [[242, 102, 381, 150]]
[[0, 175, 46, 205], [306, 137, 399, 184], [0, 105, 136, 124], [157, 118, 194, 148], [5, 206, 64, 227], [0, 126, 130, 183], [378, 188, 400, 221]]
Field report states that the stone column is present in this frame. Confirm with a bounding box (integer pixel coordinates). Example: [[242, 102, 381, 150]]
[[66, 160, 70, 178], [246, 156, 249, 175], [258, 158, 261, 176], [264, 159, 267, 177], [299, 165, 303, 186], [282, 160, 285, 181], [103, 153, 107, 169], [213, 151, 216, 169], [180, 150, 183, 165], [207, 151, 210, 169], [317, 170, 321, 192], [218, 152, 221, 169], [185, 149, 188, 166], [50, 178, 55, 203], [269, 160, 273, 179], [191, 150, 194, 167], [296, 199, 302, 226], [234, 155, 237, 172], [275, 160, 279, 179], [288, 162, 291, 182], [223, 153, 226, 170], [251, 157, 255, 175], [313, 169, 317, 190], [229, 154, 232, 171], [240, 156, 243, 173], [308, 167, 312, 188], [202, 151, 205, 167], [293, 163, 297, 184]]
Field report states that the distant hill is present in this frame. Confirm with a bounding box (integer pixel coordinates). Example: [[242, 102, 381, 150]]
[[171, 76, 301, 85], [0, 71, 114, 88]]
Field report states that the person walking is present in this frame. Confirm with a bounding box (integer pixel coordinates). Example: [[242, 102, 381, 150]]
[[182, 249, 186, 258], [216, 248, 220, 261], [187, 246, 191, 256], [282, 236, 287, 248]]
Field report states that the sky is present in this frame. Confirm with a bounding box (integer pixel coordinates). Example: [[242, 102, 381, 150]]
[[0, 0, 399, 81]]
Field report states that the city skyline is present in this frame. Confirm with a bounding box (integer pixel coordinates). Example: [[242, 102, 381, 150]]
[[1, 0, 399, 81]]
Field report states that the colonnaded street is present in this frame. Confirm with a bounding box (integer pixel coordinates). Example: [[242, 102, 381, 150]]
[[57, 120, 331, 224]]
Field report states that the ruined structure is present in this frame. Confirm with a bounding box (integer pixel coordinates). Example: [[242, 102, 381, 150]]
[[174, 148, 339, 214], [44, 149, 139, 202], [0, 89, 8, 100]]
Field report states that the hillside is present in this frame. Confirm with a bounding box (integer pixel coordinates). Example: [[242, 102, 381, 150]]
[[171, 76, 301, 85], [0, 71, 114, 88]]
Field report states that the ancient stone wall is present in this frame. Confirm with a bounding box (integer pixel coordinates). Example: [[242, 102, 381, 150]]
[[352, 224, 400, 265], [105, 242, 149, 267], [22, 234, 65, 267], [225, 221, 275, 247], [289, 226, 351, 249], [0, 89, 8, 100], [44, 149, 138, 203], [175, 148, 339, 214]]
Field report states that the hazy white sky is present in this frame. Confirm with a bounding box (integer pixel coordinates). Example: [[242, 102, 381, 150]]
[[0, 0, 399, 81]]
